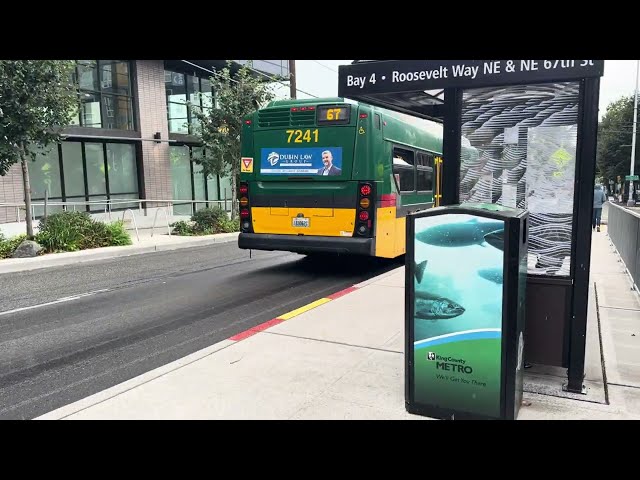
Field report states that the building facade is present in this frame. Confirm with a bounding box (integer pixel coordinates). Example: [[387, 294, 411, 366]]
[[0, 60, 289, 224]]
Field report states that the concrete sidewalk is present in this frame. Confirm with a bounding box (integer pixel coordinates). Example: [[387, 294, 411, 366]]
[[0, 230, 239, 275], [37, 228, 640, 420]]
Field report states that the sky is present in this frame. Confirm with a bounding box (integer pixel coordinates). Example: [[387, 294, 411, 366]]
[[281, 60, 639, 120]]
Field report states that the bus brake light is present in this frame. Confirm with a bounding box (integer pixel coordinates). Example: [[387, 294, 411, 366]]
[[360, 184, 372, 196], [359, 211, 369, 221], [239, 185, 248, 195], [240, 209, 250, 219]]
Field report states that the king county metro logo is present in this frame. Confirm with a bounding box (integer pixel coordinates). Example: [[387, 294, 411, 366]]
[[267, 152, 280, 166]]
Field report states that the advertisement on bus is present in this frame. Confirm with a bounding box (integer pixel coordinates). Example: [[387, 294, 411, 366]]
[[260, 147, 343, 176]]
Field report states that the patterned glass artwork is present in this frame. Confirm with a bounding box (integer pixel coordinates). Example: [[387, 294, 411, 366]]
[[459, 82, 580, 276]]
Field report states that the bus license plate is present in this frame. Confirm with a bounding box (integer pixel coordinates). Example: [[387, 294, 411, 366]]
[[292, 217, 310, 228]]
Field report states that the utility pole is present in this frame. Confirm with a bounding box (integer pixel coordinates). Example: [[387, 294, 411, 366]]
[[628, 59, 639, 206], [288, 60, 296, 99]]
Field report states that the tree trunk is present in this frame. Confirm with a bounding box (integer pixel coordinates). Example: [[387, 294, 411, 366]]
[[20, 151, 34, 238], [231, 168, 238, 220]]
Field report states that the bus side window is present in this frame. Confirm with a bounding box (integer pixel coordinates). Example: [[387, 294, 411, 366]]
[[393, 146, 415, 194], [417, 152, 434, 192], [375, 114, 381, 129]]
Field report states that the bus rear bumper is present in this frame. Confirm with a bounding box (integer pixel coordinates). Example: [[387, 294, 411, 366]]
[[238, 233, 374, 256]]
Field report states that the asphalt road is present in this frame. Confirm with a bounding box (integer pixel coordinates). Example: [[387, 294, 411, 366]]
[[0, 243, 401, 419]]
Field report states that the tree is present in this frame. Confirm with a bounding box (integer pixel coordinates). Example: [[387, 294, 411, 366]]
[[0, 60, 78, 237], [596, 95, 638, 192], [189, 61, 279, 219]]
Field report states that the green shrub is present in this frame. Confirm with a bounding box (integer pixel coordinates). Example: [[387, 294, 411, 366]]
[[191, 207, 229, 234], [219, 217, 240, 233], [35, 211, 131, 252], [170, 208, 237, 236], [103, 221, 132, 246], [36, 211, 93, 252], [171, 220, 195, 236], [0, 233, 27, 259]]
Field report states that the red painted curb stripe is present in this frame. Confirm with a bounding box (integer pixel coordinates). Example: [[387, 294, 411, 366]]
[[327, 286, 358, 300], [252, 317, 285, 332], [229, 329, 259, 342], [229, 318, 284, 342], [229, 285, 360, 342]]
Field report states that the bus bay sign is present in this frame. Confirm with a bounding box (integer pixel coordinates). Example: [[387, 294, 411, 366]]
[[340, 60, 605, 94]]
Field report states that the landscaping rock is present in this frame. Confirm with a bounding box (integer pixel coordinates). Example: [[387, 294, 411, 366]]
[[11, 240, 43, 258]]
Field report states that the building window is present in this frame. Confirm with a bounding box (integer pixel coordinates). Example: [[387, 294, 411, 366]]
[[106, 143, 139, 209], [235, 60, 290, 77], [72, 60, 135, 130], [170, 145, 192, 214], [29, 146, 64, 217], [28, 141, 140, 216], [165, 70, 215, 134], [170, 145, 232, 216]]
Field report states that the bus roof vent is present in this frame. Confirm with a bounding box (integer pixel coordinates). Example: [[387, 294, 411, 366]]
[[258, 107, 316, 128]]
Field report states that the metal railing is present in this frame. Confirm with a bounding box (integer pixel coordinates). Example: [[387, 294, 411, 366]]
[[607, 202, 640, 292], [121, 209, 140, 242], [1, 197, 238, 224], [150, 206, 172, 237]]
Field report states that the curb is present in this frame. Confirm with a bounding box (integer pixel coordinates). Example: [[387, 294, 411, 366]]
[[0, 233, 239, 275]]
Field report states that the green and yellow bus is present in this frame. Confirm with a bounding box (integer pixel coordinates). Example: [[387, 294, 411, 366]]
[[238, 97, 444, 259]]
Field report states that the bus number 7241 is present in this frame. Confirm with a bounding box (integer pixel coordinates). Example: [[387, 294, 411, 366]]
[[286, 129, 319, 143]]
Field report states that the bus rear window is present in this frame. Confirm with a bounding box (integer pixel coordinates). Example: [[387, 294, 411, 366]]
[[393, 147, 415, 192]]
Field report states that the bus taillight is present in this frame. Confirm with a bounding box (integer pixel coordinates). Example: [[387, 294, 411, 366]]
[[356, 181, 374, 237], [239, 182, 252, 232]]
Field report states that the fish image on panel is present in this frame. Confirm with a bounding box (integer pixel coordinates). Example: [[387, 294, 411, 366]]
[[414, 260, 428, 283], [477, 267, 504, 284], [415, 290, 466, 320], [416, 218, 504, 248]]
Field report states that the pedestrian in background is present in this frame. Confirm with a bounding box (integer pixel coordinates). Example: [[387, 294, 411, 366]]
[[593, 184, 607, 232]]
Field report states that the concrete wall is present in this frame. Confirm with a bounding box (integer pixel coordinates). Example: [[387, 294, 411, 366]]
[[0, 164, 24, 224], [134, 60, 172, 206]]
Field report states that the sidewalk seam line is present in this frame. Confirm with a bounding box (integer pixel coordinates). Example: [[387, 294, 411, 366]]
[[262, 330, 403, 355], [599, 305, 640, 312], [594, 282, 610, 405], [607, 382, 640, 390], [523, 390, 611, 406]]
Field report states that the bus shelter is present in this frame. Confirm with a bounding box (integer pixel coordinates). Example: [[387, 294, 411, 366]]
[[338, 60, 604, 393]]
